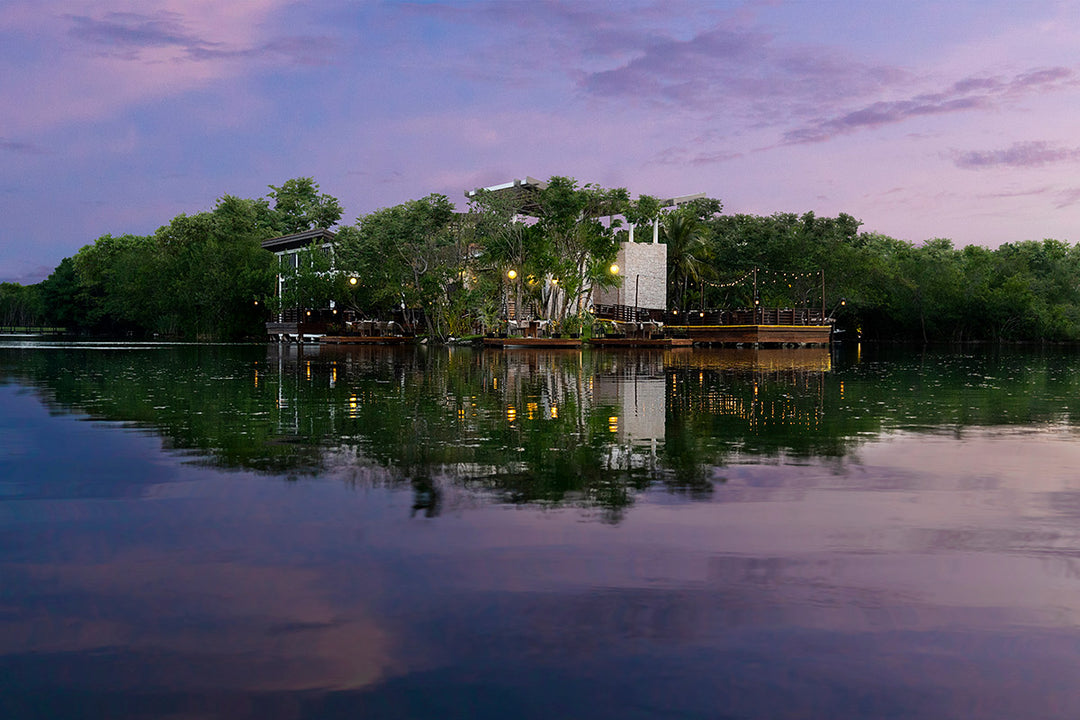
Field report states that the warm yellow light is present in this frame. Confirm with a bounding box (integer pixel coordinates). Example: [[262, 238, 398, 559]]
[[349, 277, 358, 286], [507, 269, 518, 280], [609, 263, 619, 275], [551, 278, 559, 285]]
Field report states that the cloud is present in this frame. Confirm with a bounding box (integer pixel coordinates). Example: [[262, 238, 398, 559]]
[[578, 21, 904, 119], [0, 139, 46, 155], [1054, 188, 1080, 210], [952, 141, 1080, 169], [67, 11, 337, 66], [652, 146, 742, 167], [784, 67, 1076, 145], [67, 11, 220, 56], [978, 186, 1054, 199], [0, 264, 55, 285]]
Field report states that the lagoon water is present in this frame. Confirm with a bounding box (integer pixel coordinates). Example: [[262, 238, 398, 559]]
[[2, 341, 1080, 719]]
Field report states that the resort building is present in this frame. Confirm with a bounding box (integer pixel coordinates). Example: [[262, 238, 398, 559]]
[[465, 177, 706, 323]]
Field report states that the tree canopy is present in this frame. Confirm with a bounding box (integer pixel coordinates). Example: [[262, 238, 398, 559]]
[[11, 174, 1080, 343]]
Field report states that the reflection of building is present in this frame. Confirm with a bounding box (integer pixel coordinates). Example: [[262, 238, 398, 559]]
[[592, 354, 667, 445], [595, 375, 666, 444]]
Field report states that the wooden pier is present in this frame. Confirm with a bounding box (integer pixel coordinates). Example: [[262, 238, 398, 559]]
[[669, 324, 832, 346]]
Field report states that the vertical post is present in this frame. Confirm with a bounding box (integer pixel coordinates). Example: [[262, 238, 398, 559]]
[[821, 269, 825, 323], [634, 274, 640, 322], [753, 268, 759, 324], [652, 218, 659, 244]]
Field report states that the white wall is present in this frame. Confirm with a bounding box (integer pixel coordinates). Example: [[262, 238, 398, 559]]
[[593, 241, 667, 310]]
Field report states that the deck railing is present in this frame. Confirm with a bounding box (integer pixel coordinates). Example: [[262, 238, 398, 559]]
[[593, 305, 828, 326]]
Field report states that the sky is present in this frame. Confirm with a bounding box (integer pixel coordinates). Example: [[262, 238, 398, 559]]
[[2, 0, 1080, 284]]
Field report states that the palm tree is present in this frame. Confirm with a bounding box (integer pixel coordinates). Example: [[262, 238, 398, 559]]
[[662, 209, 709, 311]]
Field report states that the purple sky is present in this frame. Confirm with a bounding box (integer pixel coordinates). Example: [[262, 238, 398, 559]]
[[2, 1, 1079, 284]]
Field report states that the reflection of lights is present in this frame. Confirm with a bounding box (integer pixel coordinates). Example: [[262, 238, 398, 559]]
[[331, 366, 337, 385], [349, 394, 358, 417], [507, 406, 517, 423], [254, 370, 258, 388], [458, 408, 466, 422], [493, 378, 498, 389], [608, 415, 619, 433], [550, 406, 558, 419], [527, 402, 538, 420], [306, 362, 311, 380]]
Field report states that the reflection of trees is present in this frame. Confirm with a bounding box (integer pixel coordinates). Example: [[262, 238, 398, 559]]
[[10, 343, 1080, 517]]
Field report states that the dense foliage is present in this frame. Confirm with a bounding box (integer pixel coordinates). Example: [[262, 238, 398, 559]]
[[6, 174, 1080, 342], [8, 179, 341, 339]]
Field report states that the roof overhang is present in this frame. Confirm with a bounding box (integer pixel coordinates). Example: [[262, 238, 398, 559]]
[[464, 176, 548, 201], [260, 228, 337, 253]]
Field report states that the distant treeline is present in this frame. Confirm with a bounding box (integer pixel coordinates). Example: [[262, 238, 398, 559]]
[[3, 175, 1080, 342]]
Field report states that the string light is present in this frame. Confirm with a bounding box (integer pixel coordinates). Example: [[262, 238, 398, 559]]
[[703, 267, 824, 292]]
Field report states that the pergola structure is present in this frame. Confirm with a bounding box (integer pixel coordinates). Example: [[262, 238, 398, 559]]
[[261, 228, 337, 314], [261, 228, 337, 341]]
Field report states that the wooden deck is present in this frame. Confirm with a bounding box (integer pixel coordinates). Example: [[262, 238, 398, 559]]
[[669, 324, 832, 346], [482, 337, 583, 348]]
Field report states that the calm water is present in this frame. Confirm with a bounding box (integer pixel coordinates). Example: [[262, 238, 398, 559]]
[[2, 341, 1080, 719]]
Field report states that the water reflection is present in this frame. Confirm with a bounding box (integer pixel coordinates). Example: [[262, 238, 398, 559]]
[[7, 342, 1080, 516], [5, 343, 1080, 718]]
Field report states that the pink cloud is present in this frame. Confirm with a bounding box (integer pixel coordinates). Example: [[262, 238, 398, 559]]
[[784, 67, 1076, 145], [951, 141, 1080, 169], [0, 0, 312, 135]]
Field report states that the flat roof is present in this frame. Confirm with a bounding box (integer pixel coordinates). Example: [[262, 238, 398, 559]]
[[260, 228, 336, 253], [464, 176, 548, 200]]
